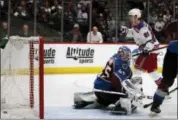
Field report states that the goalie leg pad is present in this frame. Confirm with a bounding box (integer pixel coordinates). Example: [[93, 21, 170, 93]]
[[73, 91, 97, 109], [74, 91, 97, 103]]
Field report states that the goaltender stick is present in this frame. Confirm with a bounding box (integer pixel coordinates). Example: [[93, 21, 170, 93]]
[[73, 46, 144, 115]]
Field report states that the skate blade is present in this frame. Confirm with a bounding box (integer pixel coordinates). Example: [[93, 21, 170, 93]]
[[73, 104, 79, 109], [73, 104, 86, 109], [131, 106, 137, 112], [110, 110, 127, 115], [165, 96, 171, 100], [149, 112, 159, 117]]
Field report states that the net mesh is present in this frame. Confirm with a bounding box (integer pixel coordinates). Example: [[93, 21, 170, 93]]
[[1, 36, 43, 119]]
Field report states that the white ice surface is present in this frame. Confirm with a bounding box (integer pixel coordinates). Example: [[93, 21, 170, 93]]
[[1, 74, 178, 119], [44, 74, 177, 119]]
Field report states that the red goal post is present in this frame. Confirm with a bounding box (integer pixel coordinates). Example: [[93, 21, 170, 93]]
[[1, 36, 44, 119]]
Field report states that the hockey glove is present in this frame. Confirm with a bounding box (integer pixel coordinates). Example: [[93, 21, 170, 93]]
[[142, 50, 149, 56], [142, 41, 154, 56]]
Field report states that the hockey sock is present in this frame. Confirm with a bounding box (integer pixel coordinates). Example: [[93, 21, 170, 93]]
[[153, 89, 167, 106]]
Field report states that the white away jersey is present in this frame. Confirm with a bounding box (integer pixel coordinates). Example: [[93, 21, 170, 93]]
[[128, 21, 159, 49]]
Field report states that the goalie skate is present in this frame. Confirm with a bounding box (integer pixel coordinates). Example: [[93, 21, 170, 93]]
[[73, 101, 93, 109], [111, 104, 137, 115], [111, 104, 128, 115]]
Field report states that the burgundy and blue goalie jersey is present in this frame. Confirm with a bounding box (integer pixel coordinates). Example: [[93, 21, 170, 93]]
[[94, 54, 132, 92]]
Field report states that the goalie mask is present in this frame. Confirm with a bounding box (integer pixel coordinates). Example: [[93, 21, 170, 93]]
[[118, 46, 132, 62]]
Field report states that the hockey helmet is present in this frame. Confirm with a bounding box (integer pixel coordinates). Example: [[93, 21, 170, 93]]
[[128, 8, 142, 18]]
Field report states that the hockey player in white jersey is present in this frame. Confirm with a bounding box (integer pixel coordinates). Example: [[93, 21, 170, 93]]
[[127, 8, 162, 86]]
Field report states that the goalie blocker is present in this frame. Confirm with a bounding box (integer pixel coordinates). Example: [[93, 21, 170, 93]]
[[73, 46, 144, 115]]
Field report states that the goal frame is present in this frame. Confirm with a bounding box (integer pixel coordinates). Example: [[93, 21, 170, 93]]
[[25, 37, 44, 119], [1, 36, 44, 119], [34, 37, 44, 119]]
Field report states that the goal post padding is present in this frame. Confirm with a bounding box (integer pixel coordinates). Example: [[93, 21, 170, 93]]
[[1, 36, 44, 119]]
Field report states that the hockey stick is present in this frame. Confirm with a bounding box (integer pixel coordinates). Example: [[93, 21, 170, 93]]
[[93, 88, 152, 99], [132, 46, 168, 57], [93, 88, 127, 96], [143, 87, 178, 108]]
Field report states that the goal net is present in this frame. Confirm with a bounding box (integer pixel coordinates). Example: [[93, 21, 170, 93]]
[[1, 36, 44, 119]]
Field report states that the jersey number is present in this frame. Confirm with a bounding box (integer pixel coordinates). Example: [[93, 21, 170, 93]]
[[100, 65, 112, 78]]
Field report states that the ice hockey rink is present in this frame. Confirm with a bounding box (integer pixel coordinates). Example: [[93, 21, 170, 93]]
[[1, 73, 178, 119]]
